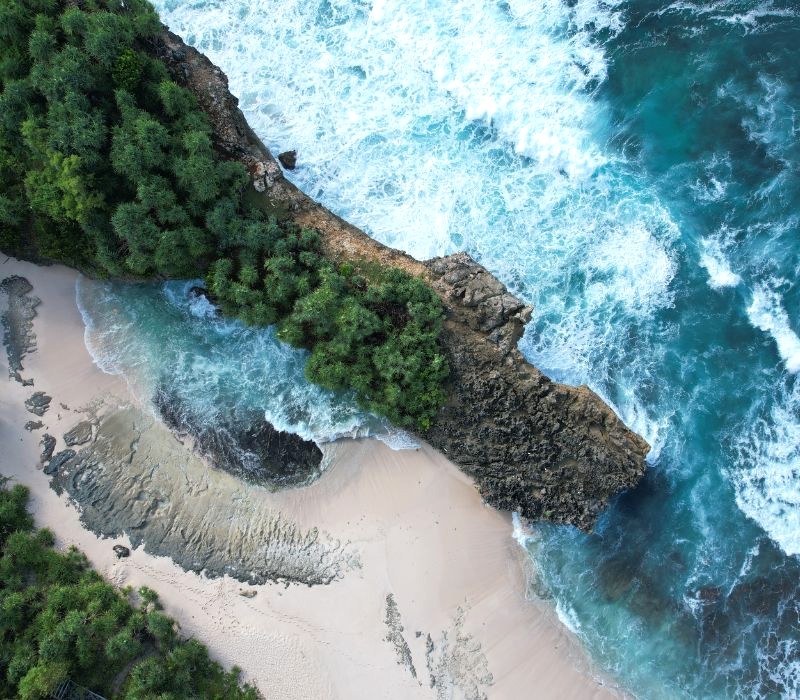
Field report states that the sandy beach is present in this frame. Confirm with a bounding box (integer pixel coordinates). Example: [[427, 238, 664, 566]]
[[0, 255, 620, 699]]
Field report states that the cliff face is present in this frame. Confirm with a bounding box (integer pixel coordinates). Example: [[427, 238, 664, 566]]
[[154, 30, 650, 530]]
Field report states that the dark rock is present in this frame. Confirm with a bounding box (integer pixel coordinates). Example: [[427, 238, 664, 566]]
[[40, 434, 56, 464], [0, 276, 40, 384], [278, 150, 298, 170], [153, 385, 324, 488], [420, 253, 650, 530], [113, 545, 131, 559], [44, 449, 76, 476], [24, 421, 43, 431], [63, 420, 93, 447], [25, 391, 51, 417], [188, 285, 216, 303], [384, 594, 416, 679]]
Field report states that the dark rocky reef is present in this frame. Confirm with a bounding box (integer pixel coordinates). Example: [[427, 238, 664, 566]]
[[47, 407, 353, 586], [25, 391, 51, 417], [153, 29, 650, 530], [0, 276, 40, 385], [153, 385, 324, 489]]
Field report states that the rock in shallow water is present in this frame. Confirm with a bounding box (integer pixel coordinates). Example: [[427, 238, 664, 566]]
[[153, 384, 324, 488], [278, 149, 297, 169]]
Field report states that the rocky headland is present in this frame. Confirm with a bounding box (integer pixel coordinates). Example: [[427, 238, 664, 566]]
[[154, 30, 650, 530]]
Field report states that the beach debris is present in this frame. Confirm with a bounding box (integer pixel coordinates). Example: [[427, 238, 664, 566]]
[[44, 449, 76, 476], [383, 593, 417, 679], [24, 420, 43, 431], [425, 634, 435, 687], [0, 276, 40, 385], [112, 545, 131, 559], [63, 420, 93, 447], [238, 589, 257, 598], [25, 391, 52, 416], [40, 434, 56, 464], [278, 150, 297, 170], [426, 607, 493, 700]]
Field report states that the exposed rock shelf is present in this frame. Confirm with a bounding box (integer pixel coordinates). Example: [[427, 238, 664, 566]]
[[154, 29, 650, 530]]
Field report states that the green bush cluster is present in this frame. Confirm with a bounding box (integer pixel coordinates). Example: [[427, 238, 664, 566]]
[[0, 479, 259, 699], [208, 226, 449, 428], [0, 0, 448, 429]]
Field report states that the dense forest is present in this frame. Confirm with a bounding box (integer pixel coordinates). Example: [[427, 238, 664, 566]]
[[0, 0, 448, 429], [0, 479, 259, 699]]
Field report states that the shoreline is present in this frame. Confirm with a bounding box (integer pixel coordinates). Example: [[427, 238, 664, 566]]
[[0, 256, 623, 698]]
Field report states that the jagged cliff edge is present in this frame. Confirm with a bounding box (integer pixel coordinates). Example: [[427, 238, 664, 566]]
[[153, 29, 650, 531]]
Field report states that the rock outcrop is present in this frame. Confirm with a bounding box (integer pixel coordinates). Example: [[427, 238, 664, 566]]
[[153, 385, 324, 489], [0, 276, 40, 385], [153, 30, 650, 530]]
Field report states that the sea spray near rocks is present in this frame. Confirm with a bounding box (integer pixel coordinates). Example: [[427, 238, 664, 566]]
[[76, 276, 382, 446], [151, 25, 650, 531]]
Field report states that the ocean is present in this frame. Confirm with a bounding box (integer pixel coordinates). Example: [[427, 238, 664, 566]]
[[79, 0, 800, 696]]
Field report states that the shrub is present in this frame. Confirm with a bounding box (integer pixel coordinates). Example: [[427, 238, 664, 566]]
[[0, 481, 259, 699], [0, 0, 448, 429]]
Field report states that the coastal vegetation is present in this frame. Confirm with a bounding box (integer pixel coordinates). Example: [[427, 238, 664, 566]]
[[0, 0, 448, 429], [0, 479, 259, 699]]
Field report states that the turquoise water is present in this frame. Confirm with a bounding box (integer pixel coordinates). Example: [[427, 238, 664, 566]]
[[76, 277, 410, 445], [82, 0, 800, 696]]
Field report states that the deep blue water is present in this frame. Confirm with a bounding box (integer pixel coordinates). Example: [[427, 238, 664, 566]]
[[83, 1, 800, 696]]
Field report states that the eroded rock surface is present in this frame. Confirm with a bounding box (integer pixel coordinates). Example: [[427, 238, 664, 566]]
[[25, 391, 51, 417], [48, 404, 355, 586], [383, 595, 494, 699], [63, 420, 93, 447], [153, 29, 650, 530], [384, 593, 417, 679], [0, 276, 39, 385], [39, 433, 56, 464]]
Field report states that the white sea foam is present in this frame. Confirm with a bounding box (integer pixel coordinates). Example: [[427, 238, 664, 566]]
[[77, 277, 422, 449], [699, 236, 741, 289], [747, 284, 800, 374], [511, 511, 533, 549], [732, 382, 800, 556]]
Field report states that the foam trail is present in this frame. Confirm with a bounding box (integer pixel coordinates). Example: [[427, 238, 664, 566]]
[[733, 383, 800, 556], [747, 284, 800, 374], [699, 238, 741, 289]]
